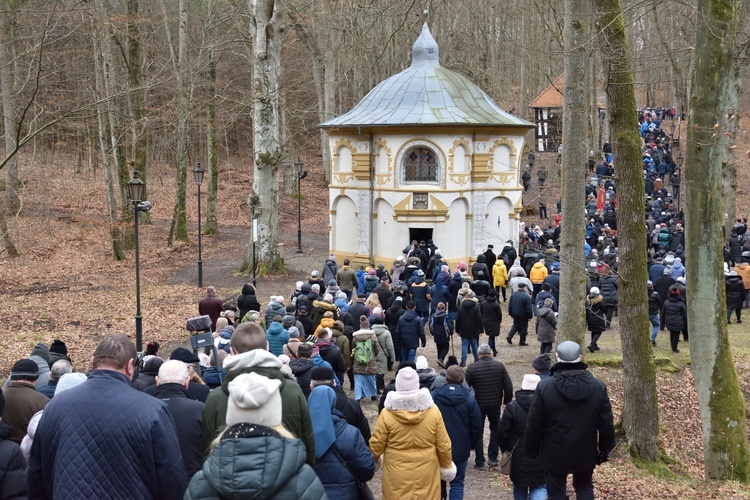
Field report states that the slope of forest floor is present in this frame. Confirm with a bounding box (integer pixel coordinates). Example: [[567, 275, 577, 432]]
[[2, 152, 750, 498]]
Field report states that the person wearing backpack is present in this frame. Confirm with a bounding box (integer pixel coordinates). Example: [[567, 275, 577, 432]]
[[351, 316, 380, 402]]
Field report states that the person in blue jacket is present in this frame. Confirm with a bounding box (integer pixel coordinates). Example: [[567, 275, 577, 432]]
[[308, 385, 375, 498]]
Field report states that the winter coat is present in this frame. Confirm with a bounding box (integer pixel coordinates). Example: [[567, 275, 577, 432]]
[[283, 338, 304, 359], [369, 389, 453, 500], [658, 228, 670, 250], [153, 383, 205, 481], [671, 261, 686, 280], [648, 263, 665, 283], [374, 283, 393, 312], [264, 301, 288, 330], [429, 310, 453, 346], [730, 234, 744, 263], [309, 300, 338, 334], [525, 362, 615, 474], [648, 291, 662, 316], [316, 340, 347, 383], [534, 290, 557, 312], [662, 295, 688, 332], [498, 390, 545, 488], [266, 322, 290, 357], [336, 266, 358, 292], [351, 329, 380, 375], [493, 260, 509, 287], [655, 274, 677, 304], [331, 325, 352, 371], [363, 274, 379, 295], [598, 274, 619, 306], [470, 279, 491, 302], [726, 275, 746, 309], [543, 273, 560, 303], [471, 254, 491, 281], [455, 298, 483, 340], [385, 301, 405, 339], [348, 302, 370, 324], [322, 259, 339, 283], [464, 357, 513, 411], [186, 423, 326, 500], [430, 279, 451, 312], [535, 306, 557, 344], [585, 294, 607, 333], [28, 370, 186, 500], [237, 284, 261, 324], [481, 296, 503, 337], [314, 411, 375, 499], [529, 262, 548, 284], [508, 289, 533, 320], [0, 421, 26, 499], [417, 368, 437, 389], [447, 274, 463, 313], [201, 350, 315, 465], [396, 310, 425, 349], [735, 262, 750, 289], [373, 324, 396, 375], [390, 263, 405, 283], [290, 359, 315, 398], [2, 381, 48, 443], [432, 383, 483, 461], [409, 279, 431, 314]]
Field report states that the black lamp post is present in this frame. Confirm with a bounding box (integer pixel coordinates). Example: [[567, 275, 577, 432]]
[[676, 152, 684, 212], [295, 158, 307, 254], [252, 207, 258, 288], [128, 171, 151, 353], [193, 163, 205, 287]]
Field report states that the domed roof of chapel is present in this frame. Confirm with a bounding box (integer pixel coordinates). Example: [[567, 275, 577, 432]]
[[321, 23, 532, 128]]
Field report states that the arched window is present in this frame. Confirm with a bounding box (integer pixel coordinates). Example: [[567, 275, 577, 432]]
[[403, 146, 438, 182]]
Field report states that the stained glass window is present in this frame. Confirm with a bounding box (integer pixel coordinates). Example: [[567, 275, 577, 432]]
[[403, 146, 438, 182]]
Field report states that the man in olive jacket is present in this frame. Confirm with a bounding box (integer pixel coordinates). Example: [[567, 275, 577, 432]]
[[524, 341, 614, 500], [202, 322, 316, 465]]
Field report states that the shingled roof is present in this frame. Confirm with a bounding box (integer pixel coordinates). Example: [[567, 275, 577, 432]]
[[321, 24, 532, 129]]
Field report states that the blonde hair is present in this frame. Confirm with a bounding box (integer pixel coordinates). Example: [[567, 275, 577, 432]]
[[365, 293, 381, 310]]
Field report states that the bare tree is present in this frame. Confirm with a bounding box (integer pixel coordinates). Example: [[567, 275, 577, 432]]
[[685, 0, 749, 481], [596, 0, 659, 461]]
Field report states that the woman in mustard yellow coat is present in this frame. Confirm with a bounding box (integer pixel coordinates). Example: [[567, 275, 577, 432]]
[[492, 258, 509, 302], [369, 367, 455, 500]]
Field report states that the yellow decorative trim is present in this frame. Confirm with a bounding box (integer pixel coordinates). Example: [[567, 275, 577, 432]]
[[374, 139, 393, 187], [391, 193, 450, 221], [332, 138, 354, 173], [472, 153, 491, 182], [334, 173, 356, 183], [330, 210, 337, 215], [447, 138, 472, 186], [489, 171, 516, 184], [488, 138, 519, 174]]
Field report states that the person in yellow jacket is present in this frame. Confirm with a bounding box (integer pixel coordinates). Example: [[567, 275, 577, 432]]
[[370, 367, 456, 500], [492, 259, 509, 302], [529, 258, 548, 303]]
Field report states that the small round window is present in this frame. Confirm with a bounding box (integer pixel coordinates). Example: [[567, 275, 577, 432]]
[[403, 146, 438, 182]]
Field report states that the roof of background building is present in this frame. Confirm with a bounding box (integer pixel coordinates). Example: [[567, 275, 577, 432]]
[[321, 24, 532, 129]]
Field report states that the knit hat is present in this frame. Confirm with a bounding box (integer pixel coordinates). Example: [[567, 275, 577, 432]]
[[406, 300, 416, 308], [226, 372, 283, 427], [30, 343, 50, 364], [282, 315, 295, 329], [415, 356, 429, 370], [49, 339, 68, 355], [170, 347, 200, 364], [55, 372, 88, 395], [11, 359, 39, 381], [311, 270, 319, 277], [358, 315, 371, 330], [310, 366, 336, 381], [590, 286, 600, 295], [522, 374, 541, 391], [532, 353, 551, 372], [671, 288, 681, 295], [288, 326, 300, 338], [395, 367, 420, 393], [556, 341, 582, 363]]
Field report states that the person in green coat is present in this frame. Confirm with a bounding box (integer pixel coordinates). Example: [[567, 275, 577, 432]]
[[187, 371, 327, 500], [201, 322, 316, 465]]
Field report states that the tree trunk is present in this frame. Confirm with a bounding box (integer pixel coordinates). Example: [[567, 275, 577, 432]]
[[557, 0, 590, 346], [168, 0, 190, 246], [92, 13, 125, 261], [0, 6, 19, 216], [242, 0, 284, 274], [204, 0, 219, 237], [127, 0, 150, 224], [686, 0, 749, 481], [595, 0, 659, 461]]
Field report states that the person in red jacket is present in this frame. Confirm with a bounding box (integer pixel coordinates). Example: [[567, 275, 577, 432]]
[[199, 286, 224, 331]]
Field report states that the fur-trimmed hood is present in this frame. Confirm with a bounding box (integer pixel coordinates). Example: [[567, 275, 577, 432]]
[[383, 387, 434, 424]]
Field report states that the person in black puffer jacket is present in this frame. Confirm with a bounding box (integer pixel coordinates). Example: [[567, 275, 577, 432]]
[[597, 269, 618, 329], [455, 292, 483, 367], [429, 303, 453, 367], [662, 288, 687, 353], [725, 271, 746, 324], [237, 283, 261, 323], [585, 288, 607, 353], [480, 290, 502, 357], [499, 375, 546, 499], [395, 301, 425, 363]]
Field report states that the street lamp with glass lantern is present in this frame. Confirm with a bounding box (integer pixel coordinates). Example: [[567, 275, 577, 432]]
[[295, 158, 307, 254], [193, 163, 205, 287], [128, 171, 151, 353]]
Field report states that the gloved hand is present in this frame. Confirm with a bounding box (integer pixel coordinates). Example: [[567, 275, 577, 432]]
[[596, 450, 609, 465], [421, 341, 427, 348]]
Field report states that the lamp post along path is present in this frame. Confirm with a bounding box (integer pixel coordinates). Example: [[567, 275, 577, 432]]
[[194, 163, 205, 287], [128, 171, 151, 353], [295, 158, 307, 254]]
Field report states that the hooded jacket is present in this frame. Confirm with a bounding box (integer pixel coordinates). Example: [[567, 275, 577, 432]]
[[369, 389, 453, 500], [480, 295, 503, 337], [432, 383, 482, 461], [336, 266, 358, 292], [726, 275, 746, 308], [201, 350, 315, 465], [429, 309, 453, 345], [237, 284, 261, 324], [409, 278, 431, 314], [455, 298, 483, 339], [396, 309, 425, 349], [662, 294, 687, 332], [266, 322, 290, 357], [735, 262, 750, 289], [153, 383, 205, 481], [309, 300, 337, 333], [322, 259, 339, 283], [585, 294, 607, 333], [471, 254, 491, 281], [186, 424, 326, 500], [264, 301, 287, 329], [498, 389, 545, 488], [493, 260, 509, 288], [372, 324, 396, 375], [525, 362, 615, 474], [670, 260, 686, 280], [529, 262, 548, 284], [351, 329, 380, 375], [0, 421, 26, 499], [535, 306, 557, 344], [598, 274, 619, 305]]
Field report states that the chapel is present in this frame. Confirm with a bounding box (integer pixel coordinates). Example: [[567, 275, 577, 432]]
[[321, 23, 533, 268]]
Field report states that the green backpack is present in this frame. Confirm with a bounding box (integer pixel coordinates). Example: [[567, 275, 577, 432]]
[[354, 338, 374, 364]]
